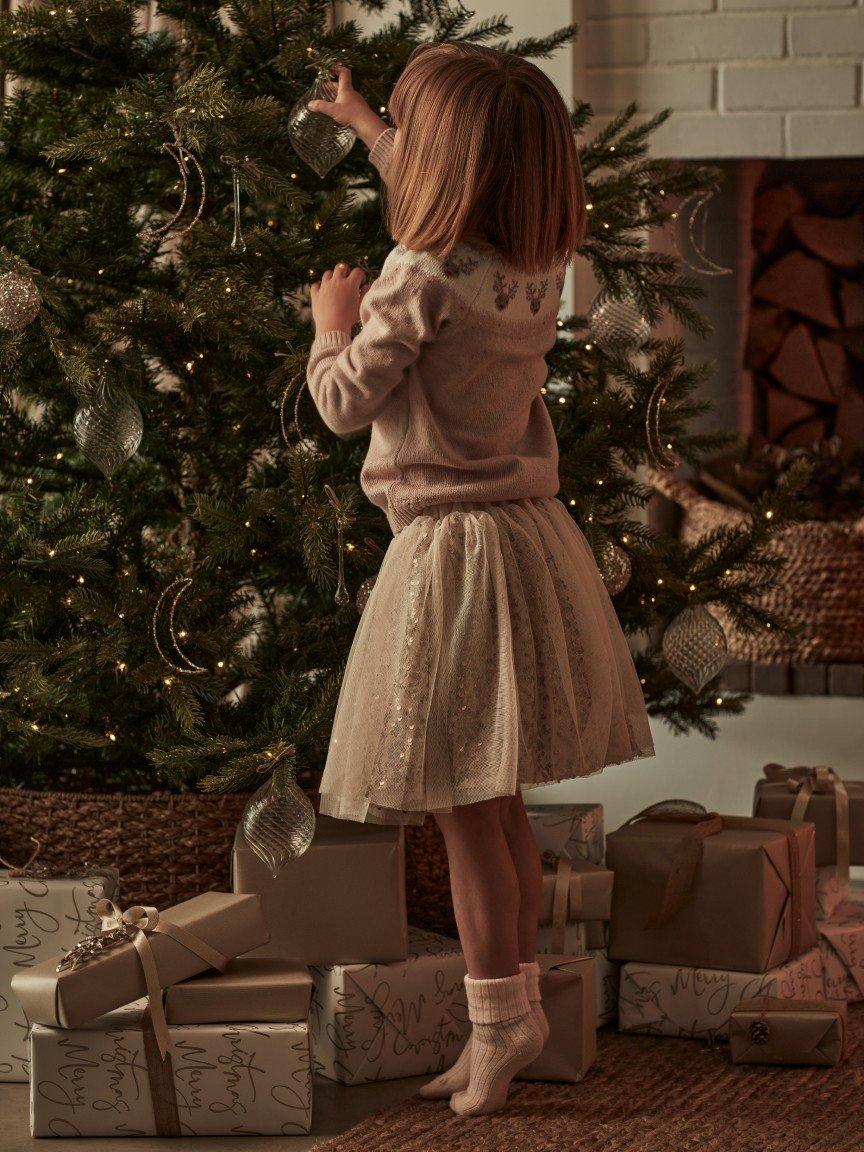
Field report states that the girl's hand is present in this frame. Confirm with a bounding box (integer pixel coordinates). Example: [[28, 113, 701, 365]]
[[310, 263, 368, 334], [307, 65, 371, 131]]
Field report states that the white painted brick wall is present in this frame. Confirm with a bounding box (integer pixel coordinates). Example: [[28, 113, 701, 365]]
[[581, 0, 864, 158]]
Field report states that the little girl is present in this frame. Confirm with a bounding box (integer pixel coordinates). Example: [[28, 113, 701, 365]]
[[305, 45, 654, 1116]]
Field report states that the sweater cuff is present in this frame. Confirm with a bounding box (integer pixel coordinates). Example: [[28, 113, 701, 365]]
[[369, 126, 395, 181], [311, 329, 353, 351]]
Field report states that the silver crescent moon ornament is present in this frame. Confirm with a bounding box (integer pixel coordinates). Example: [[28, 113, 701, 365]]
[[152, 576, 208, 675], [672, 190, 733, 278]]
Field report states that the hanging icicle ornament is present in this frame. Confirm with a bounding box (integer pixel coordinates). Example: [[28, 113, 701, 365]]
[[73, 382, 143, 478], [588, 293, 650, 355], [598, 541, 632, 596], [0, 271, 41, 331], [645, 372, 680, 471], [662, 605, 728, 694], [324, 483, 350, 606], [152, 576, 208, 676], [355, 575, 376, 614], [671, 190, 733, 278], [287, 67, 357, 178], [139, 122, 206, 244], [240, 749, 316, 878], [220, 154, 249, 254]]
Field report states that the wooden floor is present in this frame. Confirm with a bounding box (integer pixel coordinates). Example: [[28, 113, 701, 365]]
[[0, 1076, 423, 1150]]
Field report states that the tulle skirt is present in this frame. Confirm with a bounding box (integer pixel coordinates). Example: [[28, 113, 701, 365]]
[[319, 496, 655, 825]]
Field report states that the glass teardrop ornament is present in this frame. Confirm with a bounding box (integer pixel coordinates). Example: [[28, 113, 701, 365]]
[[589, 293, 650, 354], [73, 385, 143, 478], [662, 605, 728, 694], [241, 776, 316, 878], [287, 69, 357, 178]]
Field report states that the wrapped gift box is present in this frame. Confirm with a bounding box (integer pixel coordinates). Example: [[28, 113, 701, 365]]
[[607, 811, 817, 973], [232, 816, 408, 965], [166, 957, 312, 1025], [729, 996, 848, 1066], [521, 955, 596, 1083], [818, 896, 864, 1003], [591, 949, 620, 1027], [11, 892, 268, 1032], [815, 866, 846, 921], [525, 804, 604, 864], [618, 944, 824, 1041], [754, 764, 864, 867], [0, 866, 118, 1082], [537, 855, 612, 956], [310, 927, 468, 1084], [29, 1003, 312, 1137]]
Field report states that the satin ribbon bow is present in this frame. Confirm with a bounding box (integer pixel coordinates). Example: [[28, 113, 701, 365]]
[[68, 898, 230, 1060], [763, 763, 850, 888]]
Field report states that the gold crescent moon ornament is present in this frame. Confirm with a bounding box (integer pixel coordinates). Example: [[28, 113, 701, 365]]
[[152, 576, 208, 675], [645, 373, 680, 471]]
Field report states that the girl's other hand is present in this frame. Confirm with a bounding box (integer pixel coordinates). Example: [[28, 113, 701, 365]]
[[310, 263, 368, 334], [307, 66, 369, 131]]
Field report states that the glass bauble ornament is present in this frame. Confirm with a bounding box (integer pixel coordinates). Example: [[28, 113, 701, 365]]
[[356, 576, 376, 614], [589, 293, 650, 354], [287, 69, 357, 178], [0, 271, 41, 331], [241, 776, 316, 878], [73, 385, 143, 478], [662, 605, 728, 694], [599, 541, 632, 596]]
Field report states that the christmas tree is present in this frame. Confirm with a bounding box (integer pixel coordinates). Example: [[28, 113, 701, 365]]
[[0, 0, 809, 796]]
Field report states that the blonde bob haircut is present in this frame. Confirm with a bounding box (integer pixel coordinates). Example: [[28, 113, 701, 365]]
[[382, 43, 587, 276]]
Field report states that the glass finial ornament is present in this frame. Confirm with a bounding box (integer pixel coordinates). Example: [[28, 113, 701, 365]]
[[662, 605, 728, 694], [589, 293, 650, 354], [287, 69, 357, 178], [599, 541, 632, 596], [0, 271, 41, 331], [356, 575, 376, 614], [241, 774, 316, 878], [73, 384, 143, 478], [230, 167, 246, 254]]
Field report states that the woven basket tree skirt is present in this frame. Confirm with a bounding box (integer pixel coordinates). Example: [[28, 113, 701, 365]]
[[315, 1004, 864, 1152]]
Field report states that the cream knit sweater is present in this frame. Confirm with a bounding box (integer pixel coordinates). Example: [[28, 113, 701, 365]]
[[306, 126, 566, 535]]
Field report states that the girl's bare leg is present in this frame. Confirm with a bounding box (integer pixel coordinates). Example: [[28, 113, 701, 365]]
[[434, 797, 520, 977], [497, 793, 543, 963]]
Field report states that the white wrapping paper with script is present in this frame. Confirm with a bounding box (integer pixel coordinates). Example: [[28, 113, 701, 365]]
[[815, 866, 847, 921], [310, 928, 468, 1084], [591, 949, 620, 1027], [28, 1003, 312, 1137], [1, 868, 118, 1082], [525, 804, 604, 864], [618, 945, 825, 1040], [819, 894, 864, 1003], [536, 921, 588, 957]]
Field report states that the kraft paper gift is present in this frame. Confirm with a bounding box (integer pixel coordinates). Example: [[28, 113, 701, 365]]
[[165, 958, 312, 1025], [754, 763, 864, 872], [525, 803, 604, 864], [537, 854, 612, 956], [11, 892, 269, 1060], [520, 955, 596, 1083], [729, 996, 848, 1066], [591, 948, 620, 1027], [0, 864, 118, 1082], [232, 816, 408, 965], [29, 1002, 312, 1137], [310, 927, 468, 1084], [607, 809, 817, 973], [818, 895, 864, 1003], [618, 945, 824, 1041]]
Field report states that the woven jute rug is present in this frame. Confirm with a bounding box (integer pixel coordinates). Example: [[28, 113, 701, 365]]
[[314, 1005, 864, 1151]]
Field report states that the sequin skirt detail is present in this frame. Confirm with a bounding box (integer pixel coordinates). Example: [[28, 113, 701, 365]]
[[318, 496, 655, 825]]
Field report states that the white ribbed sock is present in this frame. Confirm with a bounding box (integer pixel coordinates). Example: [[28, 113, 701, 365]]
[[450, 971, 544, 1116], [419, 962, 547, 1100]]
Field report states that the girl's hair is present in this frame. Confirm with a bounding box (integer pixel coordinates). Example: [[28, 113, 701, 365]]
[[382, 43, 586, 275]]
